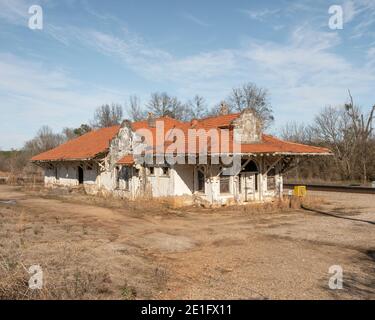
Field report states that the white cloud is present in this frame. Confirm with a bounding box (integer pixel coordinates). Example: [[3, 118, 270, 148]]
[[0, 53, 128, 148], [182, 13, 210, 27], [343, 0, 358, 23], [4, 18, 375, 135], [352, 17, 375, 39], [0, 0, 31, 26], [240, 8, 280, 21], [241, 26, 375, 106], [366, 47, 375, 67], [347, 0, 375, 38], [273, 25, 284, 31], [291, 25, 341, 52], [1, 1, 375, 147], [49, 27, 236, 86], [73, 23, 375, 115], [0, 0, 52, 26]]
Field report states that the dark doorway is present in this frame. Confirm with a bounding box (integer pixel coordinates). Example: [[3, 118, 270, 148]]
[[197, 169, 205, 192], [115, 166, 120, 189], [78, 166, 84, 184], [241, 160, 258, 172]]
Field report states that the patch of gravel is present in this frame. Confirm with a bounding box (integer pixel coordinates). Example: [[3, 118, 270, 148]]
[[140, 232, 197, 252], [0, 199, 17, 205]]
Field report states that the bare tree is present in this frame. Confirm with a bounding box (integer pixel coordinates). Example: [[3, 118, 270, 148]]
[[187, 95, 208, 119], [280, 95, 375, 183], [146, 92, 190, 121], [227, 82, 274, 129], [0, 149, 12, 172], [280, 121, 313, 143], [126, 95, 145, 121], [206, 101, 225, 117], [147, 92, 173, 117], [62, 124, 92, 140], [345, 90, 375, 182], [23, 126, 65, 156], [62, 127, 77, 141], [92, 103, 123, 128], [311, 105, 357, 180]]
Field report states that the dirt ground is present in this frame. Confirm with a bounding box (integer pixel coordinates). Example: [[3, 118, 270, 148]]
[[0, 185, 374, 300]]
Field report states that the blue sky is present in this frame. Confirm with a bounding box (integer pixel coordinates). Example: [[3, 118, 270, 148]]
[[1, 0, 375, 149]]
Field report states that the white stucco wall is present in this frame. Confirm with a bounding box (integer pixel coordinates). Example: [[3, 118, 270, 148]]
[[58, 166, 79, 186], [148, 174, 171, 197], [172, 165, 194, 196], [44, 165, 78, 186], [44, 163, 100, 190], [96, 170, 113, 191], [44, 167, 56, 185], [42, 156, 285, 204]]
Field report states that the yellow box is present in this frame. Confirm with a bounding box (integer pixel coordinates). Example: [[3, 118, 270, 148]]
[[293, 186, 307, 197]]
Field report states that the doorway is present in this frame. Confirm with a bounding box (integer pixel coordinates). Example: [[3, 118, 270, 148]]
[[197, 169, 205, 192], [240, 160, 259, 202], [78, 166, 84, 184]]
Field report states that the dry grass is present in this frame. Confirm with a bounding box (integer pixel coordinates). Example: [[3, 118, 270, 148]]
[[0, 200, 150, 300], [25, 187, 195, 217], [206, 197, 294, 215], [0, 235, 137, 300], [0, 187, 299, 300], [2, 173, 43, 187], [2, 185, 373, 300], [0, 256, 122, 300], [242, 198, 291, 214], [300, 194, 330, 210]]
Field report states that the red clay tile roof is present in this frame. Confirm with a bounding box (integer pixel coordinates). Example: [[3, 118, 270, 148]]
[[195, 113, 240, 129], [31, 126, 120, 161], [134, 117, 331, 155], [31, 113, 331, 163], [133, 133, 331, 155], [240, 134, 331, 154], [131, 116, 186, 131], [117, 154, 134, 165]]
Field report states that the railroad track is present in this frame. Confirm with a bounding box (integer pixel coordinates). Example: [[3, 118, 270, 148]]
[[284, 183, 375, 194]]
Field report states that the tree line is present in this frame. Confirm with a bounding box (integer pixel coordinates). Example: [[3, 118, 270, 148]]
[[0, 82, 272, 175], [13, 82, 273, 157], [1, 84, 374, 183], [281, 91, 375, 183]]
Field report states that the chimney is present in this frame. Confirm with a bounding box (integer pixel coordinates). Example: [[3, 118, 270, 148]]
[[120, 119, 131, 128], [190, 119, 198, 128], [147, 112, 156, 128], [219, 102, 229, 115]]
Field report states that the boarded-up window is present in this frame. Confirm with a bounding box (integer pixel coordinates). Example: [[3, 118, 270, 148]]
[[197, 169, 205, 192], [267, 168, 276, 190], [134, 168, 140, 177], [220, 175, 230, 194], [161, 167, 169, 176], [122, 167, 131, 191], [115, 167, 120, 189]]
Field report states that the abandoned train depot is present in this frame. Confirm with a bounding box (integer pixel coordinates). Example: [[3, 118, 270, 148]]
[[31, 109, 331, 205]]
